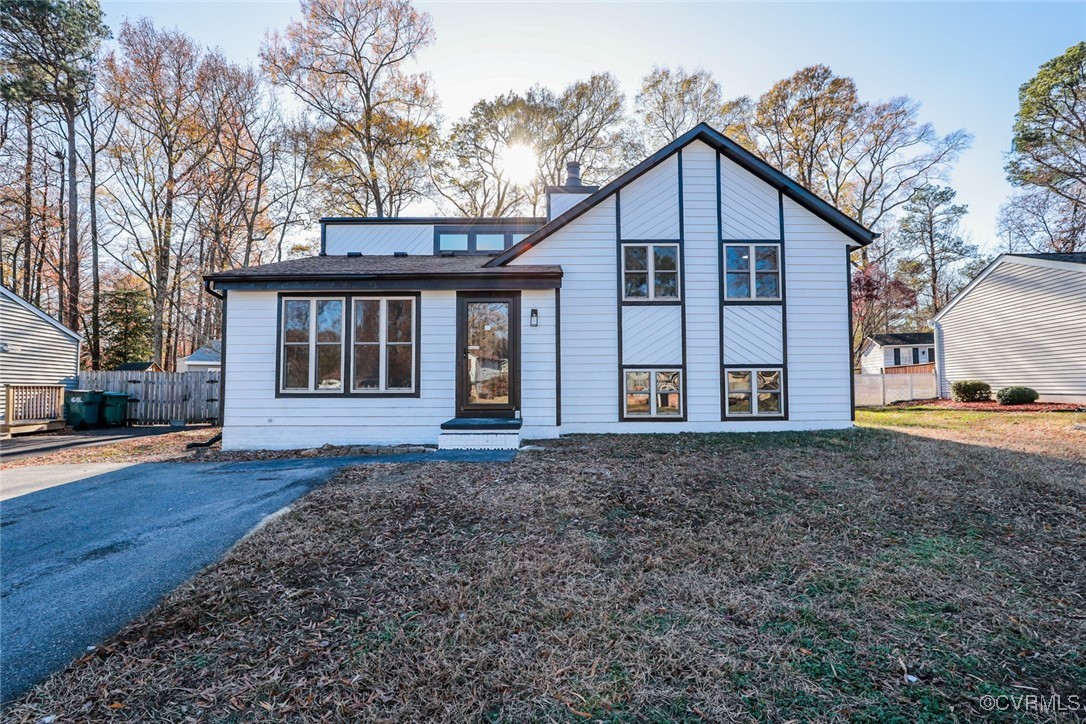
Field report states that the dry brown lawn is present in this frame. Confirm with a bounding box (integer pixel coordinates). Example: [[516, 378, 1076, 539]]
[[6, 411, 1085, 722], [0, 428, 221, 470]]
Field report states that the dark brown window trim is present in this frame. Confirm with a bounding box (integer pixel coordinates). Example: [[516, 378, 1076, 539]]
[[721, 364, 789, 421], [619, 365, 687, 422], [274, 291, 422, 400]]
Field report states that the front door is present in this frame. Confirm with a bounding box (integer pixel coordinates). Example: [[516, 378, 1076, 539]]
[[456, 293, 520, 417]]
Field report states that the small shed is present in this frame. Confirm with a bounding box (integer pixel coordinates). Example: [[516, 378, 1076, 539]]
[[113, 361, 163, 372], [177, 340, 221, 373], [0, 286, 81, 432]]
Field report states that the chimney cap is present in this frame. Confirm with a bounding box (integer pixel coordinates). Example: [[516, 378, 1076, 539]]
[[565, 161, 582, 187]]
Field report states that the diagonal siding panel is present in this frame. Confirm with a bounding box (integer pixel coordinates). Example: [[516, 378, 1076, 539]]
[[620, 155, 680, 240], [723, 305, 783, 364], [622, 305, 683, 365], [720, 156, 780, 240]]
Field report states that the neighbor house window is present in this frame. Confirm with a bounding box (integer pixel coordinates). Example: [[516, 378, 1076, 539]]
[[624, 369, 682, 417], [281, 298, 344, 392], [352, 297, 416, 393], [724, 244, 780, 300], [622, 244, 680, 301], [725, 368, 783, 417]]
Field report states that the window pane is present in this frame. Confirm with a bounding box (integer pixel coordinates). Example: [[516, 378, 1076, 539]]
[[657, 391, 681, 415], [624, 245, 648, 271], [475, 233, 506, 251], [438, 233, 468, 251], [284, 300, 310, 343], [755, 245, 778, 271], [354, 299, 380, 343], [316, 344, 341, 389], [386, 299, 413, 343], [757, 370, 781, 391], [316, 300, 342, 343], [284, 345, 309, 389], [656, 371, 680, 392], [728, 392, 752, 414], [758, 391, 781, 414], [511, 233, 528, 243], [727, 370, 752, 392], [626, 370, 650, 392], [755, 272, 779, 298], [655, 272, 679, 299], [624, 272, 649, 298], [625, 393, 650, 415], [353, 345, 379, 389], [387, 345, 413, 389], [726, 272, 751, 298], [726, 246, 750, 272], [654, 246, 678, 271]]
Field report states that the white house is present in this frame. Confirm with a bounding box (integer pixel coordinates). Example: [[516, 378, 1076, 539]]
[[205, 125, 875, 450], [934, 252, 1086, 403], [859, 333, 935, 374], [0, 285, 81, 426], [177, 340, 222, 373]]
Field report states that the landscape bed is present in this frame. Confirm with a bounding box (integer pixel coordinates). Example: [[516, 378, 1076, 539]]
[[5, 409, 1085, 721]]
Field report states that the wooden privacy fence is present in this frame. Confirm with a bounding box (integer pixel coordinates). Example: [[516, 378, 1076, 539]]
[[885, 362, 936, 375], [854, 372, 938, 407], [78, 371, 220, 424]]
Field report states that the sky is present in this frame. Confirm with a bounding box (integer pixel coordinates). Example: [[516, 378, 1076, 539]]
[[99, 0, 1085, 254]]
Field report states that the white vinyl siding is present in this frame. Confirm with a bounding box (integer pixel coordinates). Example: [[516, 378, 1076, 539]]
[[324, 224, 435, 256], [681, 141, 722, 423], [619, 154, 680, 240], [519, 289, 558, 438], [621, 305, 682, 366], [0, 290, 81, 421], [936, 258, 1086, 403], [549, 192, 592, 220], [782, 197, 853, 423], [722, 306, 784, 365]]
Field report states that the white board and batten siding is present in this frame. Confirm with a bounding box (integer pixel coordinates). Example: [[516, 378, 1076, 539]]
[[0, 287, 81, 421], [323, 224, 435, 256], [935, 255, 1086, 403]]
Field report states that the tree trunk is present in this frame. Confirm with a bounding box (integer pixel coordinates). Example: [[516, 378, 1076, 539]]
[[89, 140, 101, 369], [65, 103, 80, 333], [22, 104, 33, 299]]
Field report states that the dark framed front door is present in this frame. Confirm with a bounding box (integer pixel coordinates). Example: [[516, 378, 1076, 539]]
[[456, 292, 520, 418]]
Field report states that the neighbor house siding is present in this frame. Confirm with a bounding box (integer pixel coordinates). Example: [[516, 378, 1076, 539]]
[[0, 291, 81, 421], [324, 224, 435, 256], [781, 197, 853, 423], [936, 259, 1086, 402]]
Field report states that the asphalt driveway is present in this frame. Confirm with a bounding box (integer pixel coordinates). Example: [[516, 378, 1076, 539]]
[[0, 451, 513, 702]]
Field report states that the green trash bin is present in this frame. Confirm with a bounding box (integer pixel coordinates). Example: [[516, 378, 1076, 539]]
[[64, 389, 101, 429], [101, 392, 130, 427]]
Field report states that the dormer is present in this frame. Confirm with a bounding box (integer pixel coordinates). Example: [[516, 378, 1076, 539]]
[[321, 217, 544, 257]]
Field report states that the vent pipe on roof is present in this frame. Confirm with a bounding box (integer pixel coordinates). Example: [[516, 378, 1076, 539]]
[[565, 161, 582, 187]]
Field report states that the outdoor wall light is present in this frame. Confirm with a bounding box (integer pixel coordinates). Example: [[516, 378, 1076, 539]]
[[530, 309, 539, 327]]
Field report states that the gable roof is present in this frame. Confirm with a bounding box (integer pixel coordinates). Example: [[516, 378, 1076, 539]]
[[933, 252, 1086, 323], [487, 123, 876, 267], [183, 339, 221, 364], [869, 332, 934, 347], [115, 361, 159, 371], [0, 285, 81, 343]]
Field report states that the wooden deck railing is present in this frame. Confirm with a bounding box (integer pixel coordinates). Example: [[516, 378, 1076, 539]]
[[885, 362, 935, 375], [4, 384, 66, 424]]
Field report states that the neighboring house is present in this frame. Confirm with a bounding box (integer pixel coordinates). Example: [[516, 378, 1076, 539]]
[[205, 124, 875, 450], [934, 252, 1086, 403], [114, 361, 163, 372], [0, 285, 81, 425], [859, 333, 936, 374], [177, 340, 221, 373]]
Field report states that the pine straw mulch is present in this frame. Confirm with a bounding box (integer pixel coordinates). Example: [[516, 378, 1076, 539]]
[[888, 398, 1084, 413], [6, 427, 1086, 722]]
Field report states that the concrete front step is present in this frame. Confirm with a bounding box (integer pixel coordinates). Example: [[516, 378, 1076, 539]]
[[437, 430, 521, 450]]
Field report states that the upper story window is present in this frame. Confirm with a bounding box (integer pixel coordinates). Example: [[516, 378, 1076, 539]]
[[435, 227, 532, 254], [622, 243, 680, 301], [725, 243, 780, 301]]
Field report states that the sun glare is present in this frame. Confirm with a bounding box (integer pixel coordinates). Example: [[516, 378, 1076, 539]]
[[499, 143, 538, 186]]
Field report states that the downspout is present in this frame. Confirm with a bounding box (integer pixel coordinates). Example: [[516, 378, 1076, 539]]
[[189, 279, 226, 449]]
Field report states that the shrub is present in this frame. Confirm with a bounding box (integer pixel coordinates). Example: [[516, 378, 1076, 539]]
[[996, 386, 1039, 405], [951, 380, 991, 402]]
